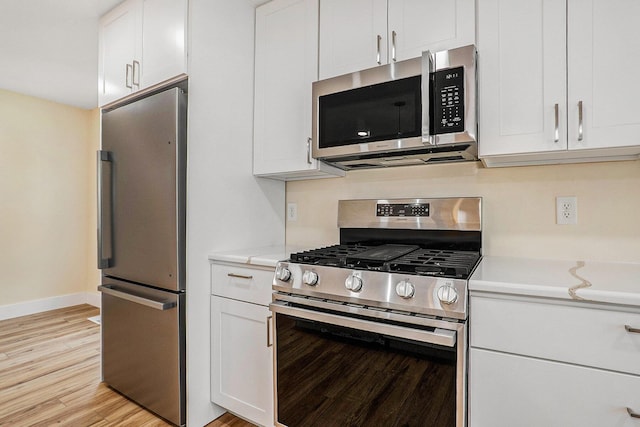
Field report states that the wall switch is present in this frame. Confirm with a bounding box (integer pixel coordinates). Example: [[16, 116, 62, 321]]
[[556, 196, 577, 225], [287, 203, 298, 221]]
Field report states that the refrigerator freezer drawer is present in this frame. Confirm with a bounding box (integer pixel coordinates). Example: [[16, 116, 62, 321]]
[[100, 279, 185, 426]]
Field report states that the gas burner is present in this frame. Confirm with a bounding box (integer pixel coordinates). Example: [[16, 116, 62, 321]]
[[388, 249, 481, 278], [289, 244, 374, 267]]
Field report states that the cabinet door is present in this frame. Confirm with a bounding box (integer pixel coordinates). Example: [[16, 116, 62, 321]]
[[211, 297, 274, 427], [470, 349, 640, 427], [99, 1, 140, 106], [254, 0, 343, 180], [477, 0, 567, 157], [387, 0, 475, 62], [140, 0, 187, 89], [567, 0, 640, 150], [318, 0, 387, 79]]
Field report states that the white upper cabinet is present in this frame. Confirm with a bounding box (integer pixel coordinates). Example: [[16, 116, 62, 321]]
[[478, 0, 640, 166], [139, 0, 187, 89], [253, 0, 345, 180], [318, 0, 387, 80], [99, 1, 141, 105], [477, 0, 567, 157], [99, 0, 187, 106], [567, 0, 640, 151], [319, 0, 475, 80]]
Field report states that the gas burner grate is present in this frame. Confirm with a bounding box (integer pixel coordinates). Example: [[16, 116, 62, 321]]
[[289, 244, 375, 267], [388, 249, 480, 278]]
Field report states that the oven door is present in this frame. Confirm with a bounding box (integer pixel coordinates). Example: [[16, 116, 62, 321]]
[[270, 301, 466, 427]]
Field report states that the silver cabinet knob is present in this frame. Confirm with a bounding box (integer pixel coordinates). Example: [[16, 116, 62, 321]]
[[275, 265, 291, 282], [345, 274, 363, 292], [437, 283, 458, 305], [302, 270, 318, 286], [395, 280, 415, 298]]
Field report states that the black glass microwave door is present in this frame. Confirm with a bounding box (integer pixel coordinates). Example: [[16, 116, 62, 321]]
[[318, 76, 422, 148], [275, 313, 456, 427]]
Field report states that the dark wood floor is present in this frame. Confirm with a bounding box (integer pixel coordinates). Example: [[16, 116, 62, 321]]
[[0, 304, 254, 427]]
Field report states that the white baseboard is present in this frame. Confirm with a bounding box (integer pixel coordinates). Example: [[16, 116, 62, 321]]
[[0, 292, 101, 321]]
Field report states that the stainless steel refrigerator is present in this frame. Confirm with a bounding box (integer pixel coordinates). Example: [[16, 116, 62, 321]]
[[97, 85, 187, 426]]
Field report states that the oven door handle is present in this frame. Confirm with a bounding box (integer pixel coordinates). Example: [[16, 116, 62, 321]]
[[269, 301, 456, 348]]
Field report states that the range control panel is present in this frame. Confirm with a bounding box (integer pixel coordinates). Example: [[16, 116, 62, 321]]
[[376, 203, 430, 217], [432, 66, 465, 135]]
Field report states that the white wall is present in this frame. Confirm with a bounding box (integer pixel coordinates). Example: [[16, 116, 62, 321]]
[[187, 0, 285, 425], [0, 89, 100, 317], [286, 160, 640, 264]]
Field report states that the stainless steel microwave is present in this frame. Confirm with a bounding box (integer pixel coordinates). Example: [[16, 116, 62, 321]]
[[312, 44, 477, 170]]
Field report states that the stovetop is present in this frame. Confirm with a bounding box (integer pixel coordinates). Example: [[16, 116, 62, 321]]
[[290, 244, 480, 280], [272, 198, 482, 320]]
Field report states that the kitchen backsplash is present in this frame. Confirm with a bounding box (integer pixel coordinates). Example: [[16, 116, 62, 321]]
[[285, 160, 640, 264]]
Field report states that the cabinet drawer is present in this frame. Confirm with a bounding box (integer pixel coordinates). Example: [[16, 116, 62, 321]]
[[470, 295, 640, 375], [210, 262, 274, 306], [469, 348, 640, 427]]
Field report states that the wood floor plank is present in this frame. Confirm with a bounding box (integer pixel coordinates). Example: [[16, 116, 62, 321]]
[[0, 304, 255, 427]]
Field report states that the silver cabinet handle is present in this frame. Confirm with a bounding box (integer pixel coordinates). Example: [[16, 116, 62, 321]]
[[132, 60, 140, 88], [628, 408, 640, 419], [554, 103, 559, 143], [625, 325, 640, 334], [227, 273, 253, 280], [98, 285, 177, 311], [421, 50, 434, 144], [125, 63, 133, 89], [376, 35, 382, 65], [578, 100, 584, 141], [307, 137, 313, 164], [267, 315, 273, 347], [391, 30, 397, 62], [97, 150, 113, 269]]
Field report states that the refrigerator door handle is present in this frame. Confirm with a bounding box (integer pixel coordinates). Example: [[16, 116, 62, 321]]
[[97, 150, 113, 269], [99, 285, 177, 310]]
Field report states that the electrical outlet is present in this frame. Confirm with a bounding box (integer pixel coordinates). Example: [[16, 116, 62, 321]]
[[287, 203, 298, 221], [556, 196, 577, 225]]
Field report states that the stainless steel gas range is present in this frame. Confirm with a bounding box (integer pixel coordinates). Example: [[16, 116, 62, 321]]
[[270, 197, 482, 427]]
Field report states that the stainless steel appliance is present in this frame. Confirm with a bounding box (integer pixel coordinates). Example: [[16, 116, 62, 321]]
[[312, 45, 477, 170], [97, 85, 187, 427], [271, 197, 481, 427]]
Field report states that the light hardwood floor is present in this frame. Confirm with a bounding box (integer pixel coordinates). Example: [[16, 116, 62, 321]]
[[0, 304, 255, 427]]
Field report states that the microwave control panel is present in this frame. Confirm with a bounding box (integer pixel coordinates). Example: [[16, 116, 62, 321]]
[[432, 66, 465, 135]]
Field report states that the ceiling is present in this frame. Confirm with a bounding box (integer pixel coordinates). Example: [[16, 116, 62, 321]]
[[0, 0, 124, 110]]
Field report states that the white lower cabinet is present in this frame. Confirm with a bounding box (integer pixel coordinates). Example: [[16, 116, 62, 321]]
[[470, 348, 640, 427], [469, 294, 640, 426], [210, 296, 274, 427]]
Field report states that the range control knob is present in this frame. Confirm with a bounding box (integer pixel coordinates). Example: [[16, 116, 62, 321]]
[[437, 282, 458, 305], [275, 265, 291, 282], [302, 270, 319, 286], [395, 280, 415, 299], [345, 274, 363, 292]]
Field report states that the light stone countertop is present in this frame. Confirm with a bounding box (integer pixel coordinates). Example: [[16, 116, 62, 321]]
[[470, 256, 640, 307], [208, 245, 303, 268]]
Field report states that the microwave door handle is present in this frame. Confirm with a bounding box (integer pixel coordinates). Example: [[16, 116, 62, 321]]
[[421, 50, 434, 145]]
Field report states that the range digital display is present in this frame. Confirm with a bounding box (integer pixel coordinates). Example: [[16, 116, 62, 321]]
[[376, 203, 430, 217]]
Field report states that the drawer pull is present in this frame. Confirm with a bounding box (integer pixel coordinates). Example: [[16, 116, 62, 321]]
[[227, 273, 253, 280], [628, 407, 640, 419], [625, 325, 640, 334]]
